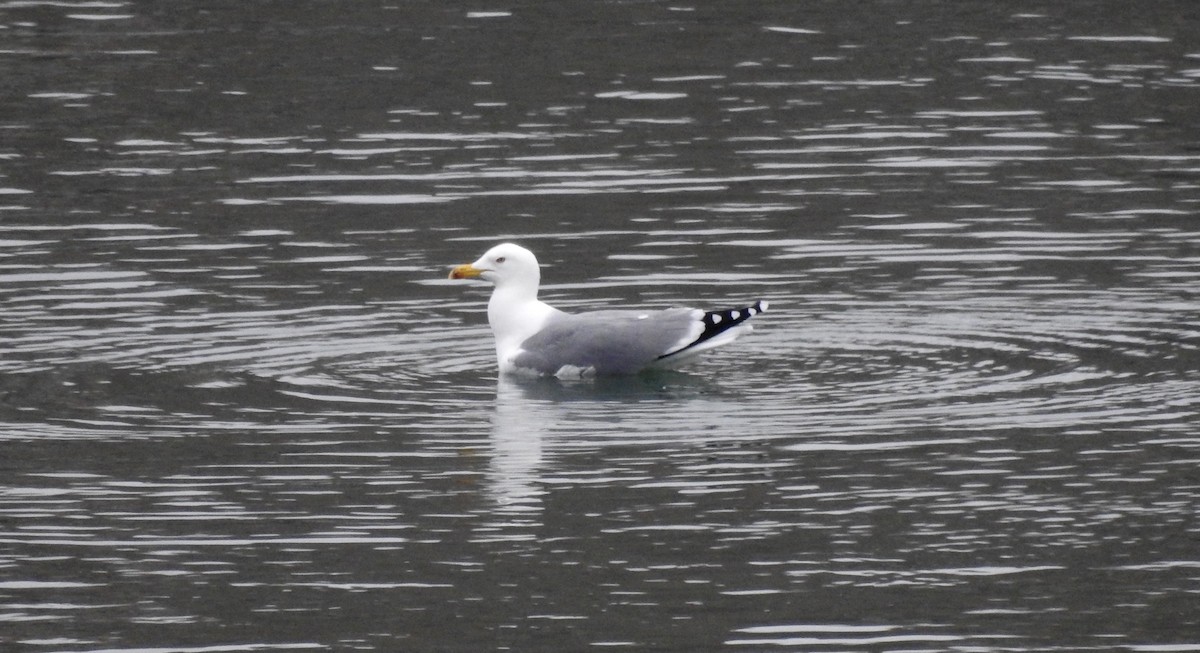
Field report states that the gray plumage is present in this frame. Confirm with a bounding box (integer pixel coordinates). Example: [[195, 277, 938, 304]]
[[512, 308, 701, 375]]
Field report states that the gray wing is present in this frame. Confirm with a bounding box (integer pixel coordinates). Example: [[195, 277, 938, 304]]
[[512, 308, 701, 375]]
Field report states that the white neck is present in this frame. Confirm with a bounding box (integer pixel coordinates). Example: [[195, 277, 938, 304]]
[[488, 285, 558, 361]]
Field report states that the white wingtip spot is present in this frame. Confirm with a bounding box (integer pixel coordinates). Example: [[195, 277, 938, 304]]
[[711, 314, 722, 324], [730, 310, 741, 320]]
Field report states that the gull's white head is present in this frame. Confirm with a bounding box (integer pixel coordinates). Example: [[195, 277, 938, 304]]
[[448, 243, 541, 293], [449, 243, 558, 369]]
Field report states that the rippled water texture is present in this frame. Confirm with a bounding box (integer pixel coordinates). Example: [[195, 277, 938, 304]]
[[2, 2, 1199, 651]]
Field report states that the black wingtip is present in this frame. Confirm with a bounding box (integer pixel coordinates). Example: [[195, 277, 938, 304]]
[[702, 300, 768, 327], [658, 300, 768, 361]]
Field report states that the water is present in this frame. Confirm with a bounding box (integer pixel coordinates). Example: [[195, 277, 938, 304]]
[[2, 1, 1199, 651]]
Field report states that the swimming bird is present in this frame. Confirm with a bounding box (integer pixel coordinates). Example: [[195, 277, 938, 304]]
[[448, 243, 767, 377]]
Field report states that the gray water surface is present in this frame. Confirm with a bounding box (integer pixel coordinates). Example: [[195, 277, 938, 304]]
[[2, 2, 1199, 651]]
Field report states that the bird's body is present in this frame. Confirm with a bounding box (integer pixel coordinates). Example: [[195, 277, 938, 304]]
[[449, 243, 767, 377]]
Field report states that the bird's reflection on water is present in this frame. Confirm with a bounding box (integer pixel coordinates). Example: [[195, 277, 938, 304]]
[[482, 371, 720, 528]]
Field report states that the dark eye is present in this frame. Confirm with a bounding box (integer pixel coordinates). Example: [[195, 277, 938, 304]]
[[495, 256, 506, 263]]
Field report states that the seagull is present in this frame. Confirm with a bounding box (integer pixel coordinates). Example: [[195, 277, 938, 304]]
[[449, 243, 767, 377]]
